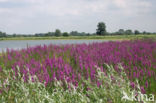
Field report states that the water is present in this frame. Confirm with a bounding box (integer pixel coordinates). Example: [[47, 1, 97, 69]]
[[0, 40, 109, 52]]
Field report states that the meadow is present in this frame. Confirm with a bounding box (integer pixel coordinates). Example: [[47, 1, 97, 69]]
[[0, 34, 156, 41], [0, 38, 156, 102]]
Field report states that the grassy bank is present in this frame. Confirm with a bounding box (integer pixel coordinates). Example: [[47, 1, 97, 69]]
[[0, 34, 156, 40]]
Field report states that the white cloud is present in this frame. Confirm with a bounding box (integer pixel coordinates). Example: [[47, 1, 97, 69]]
[[0, 0, 155, 33], [113, 0, 127, 8], [0, 0, 8, 2]]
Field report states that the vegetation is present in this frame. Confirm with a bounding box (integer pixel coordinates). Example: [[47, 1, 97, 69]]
[[0, 39, 156, 88], [0, 20, 156, 102], [0, 22, 155, 38], [0, 63, 150, 103], [96, 22, 107, 35], [0, 34, 155, 40], [0, 31, 6, 37], [62, 32, 69, 37], [54, 29, 62, 37]]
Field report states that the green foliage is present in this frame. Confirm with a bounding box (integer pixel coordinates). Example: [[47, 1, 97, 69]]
[[0, 64, 150, 103], [118, 29, 125, 35], [62, 32, 69, 37], [0, 31, 7, 37], [125, 29, 133, 35], [134, 30, 140, 35], [54, 29, 61, 37], [70, 31, 79, 36], [96, 22, 107, 35], [0, 35, 155, 40], [45, 32, 55, 36], [69, 31, 89, 36]]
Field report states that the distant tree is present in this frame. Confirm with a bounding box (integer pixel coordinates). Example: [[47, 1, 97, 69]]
[[143, 31, 147, 34], [125, 29, 133, 35], [63, 32, 69, 36], [86, 33, 90, 36], [146, 32, 151, 35], [117, 29, 125, 35], [35, 33, 45, 37], [55, 29, 61, 36], [45, 32, 55, 36], [45, 32, 51, 36], [12, 33, 16, 37], [96, 22, 107, 35], [70, 31, 79, 36], [92, 33, 96, 35], [0, 31, 6, 37], [80, 32, 86, 36], [134, 30, 140, 35]]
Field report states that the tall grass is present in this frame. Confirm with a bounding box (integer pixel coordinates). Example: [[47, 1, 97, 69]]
[[0, 64, 150, 103]]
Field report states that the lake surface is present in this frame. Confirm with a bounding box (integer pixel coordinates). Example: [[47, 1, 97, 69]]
[[0, 40, 109, 52]]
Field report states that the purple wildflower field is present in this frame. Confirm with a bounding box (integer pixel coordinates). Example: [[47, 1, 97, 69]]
[[0, 39, 156, 95]]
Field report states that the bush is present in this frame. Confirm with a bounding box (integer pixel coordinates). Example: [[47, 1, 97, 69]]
[[63, 32, 69, 37]]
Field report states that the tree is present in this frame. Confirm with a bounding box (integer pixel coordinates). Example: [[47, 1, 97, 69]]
[[143, 31, 147, 34], [134, 30, 140, 35], [63, 32, 69, 36], [70, 31, 79, 36], [0, 31, 6, 37], [13, 33, 17, 37], [117, 29, 125, 35], [86, 33, 90, 36], [125, 29, 133, 35], [96, 22, 106, 35], [54, 29, 61, 37]]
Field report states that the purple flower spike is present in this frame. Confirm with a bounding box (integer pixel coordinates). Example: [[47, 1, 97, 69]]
[[130, 82, 135, 88]]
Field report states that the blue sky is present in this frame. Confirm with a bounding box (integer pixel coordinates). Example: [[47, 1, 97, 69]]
[[0, 0, 156, 34]]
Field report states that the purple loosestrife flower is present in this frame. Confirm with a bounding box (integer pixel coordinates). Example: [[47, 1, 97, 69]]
[[45, 74, 50, 86], [84, 63, 88, 71], [130, 82, 135, 88], [145, 81, 148, 88], [133, 72, 136, 78], [42, 65, 48, 74], [78, 73, 81, 80], [141, 86, 146, 94], [60, 71, 64, 80], [79, 62, 83, 71], [0, 39, 155, 93], [7, 54, 12, 61], [136, 71, 140, 78], [97, 81, 101, 88], [75, 81, 78, 87], [65, 76, 71, 83], [52, 72, 56, 80], [148, 71, 151, 77]]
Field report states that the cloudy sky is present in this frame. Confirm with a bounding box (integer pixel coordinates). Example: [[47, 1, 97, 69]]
[[0, 0, 156, 34]]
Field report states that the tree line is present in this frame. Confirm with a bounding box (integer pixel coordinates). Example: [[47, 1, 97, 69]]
[[35, 29, 91, 37], [0, 31, 7, 37], [0, 22, 155, 37], [96, 22, 155, 35]]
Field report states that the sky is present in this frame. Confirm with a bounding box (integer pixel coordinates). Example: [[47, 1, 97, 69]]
[[0, 0, 156, 34]]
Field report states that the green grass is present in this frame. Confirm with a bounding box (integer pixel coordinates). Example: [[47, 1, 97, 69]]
[[0, 64, 153, 103], [0, 34, 156, 40]]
